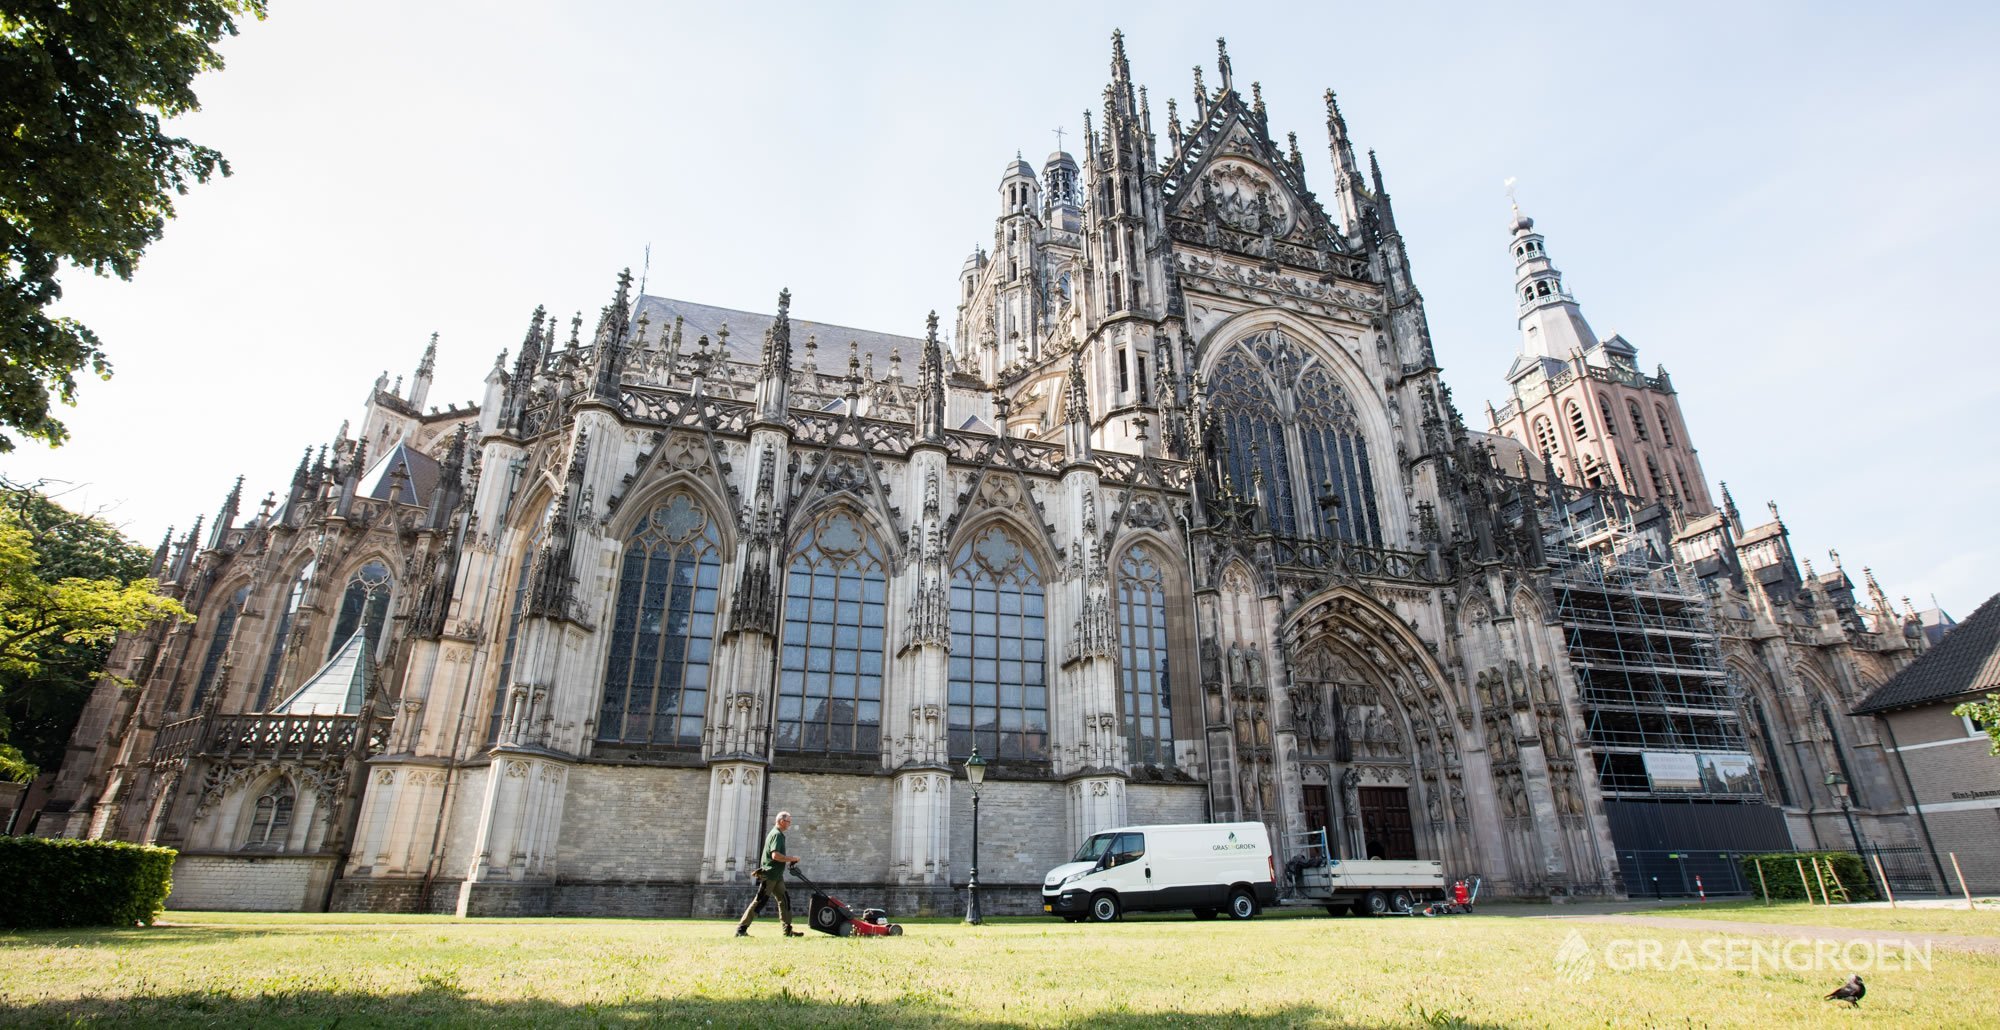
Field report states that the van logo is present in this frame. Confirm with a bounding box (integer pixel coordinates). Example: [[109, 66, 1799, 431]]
[[1211, 829, 1257, 851]]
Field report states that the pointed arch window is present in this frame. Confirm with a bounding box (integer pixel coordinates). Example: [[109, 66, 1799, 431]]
[[1646, 456, 1665, 498], [1597, 394, 1618, 436], [190, 586, 250, 711], [948, 525, 1047, 760], [255, 559, 314, 710], [1210, 345, 1297, 534], [1564, 399, 1590, 441], [243, 779, 294, 852], [1817, 699, 1866, 807], [1627, 399, 1649, 441], [1531, 416, 1559, 461], [328, 561, 393, 659], [1656, 404, 1677, 447], [487, 522, 546, 744], [1746, 695, 1792, 805], [1117, 546, 1174, 767], [1294, 368, 1381, 545], [777, 510, 887, 754], [599, 493, 723, 746]]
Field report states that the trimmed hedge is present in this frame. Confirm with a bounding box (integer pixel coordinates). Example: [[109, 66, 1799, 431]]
[[1738, 850, 1878, 902], [0, 837, 177, 928]]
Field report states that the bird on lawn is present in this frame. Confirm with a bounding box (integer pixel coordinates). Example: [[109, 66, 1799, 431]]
[[1824, 975, 1865, 1007]]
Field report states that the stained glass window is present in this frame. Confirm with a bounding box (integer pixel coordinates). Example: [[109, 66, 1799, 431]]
[[327, 561, 392, 658], [243, 780, 293, 852], [1117, 546, 1174, 767], [1210, 346, 1296, 534], [776, 511, 887, 753], [598, 493, 722, 746], [190, 586, 250, 710], [948, 524, 1048, 760], [487, 523, 545, 744], [1295, 368, 1381, 545], [255, 559, 314, 710]]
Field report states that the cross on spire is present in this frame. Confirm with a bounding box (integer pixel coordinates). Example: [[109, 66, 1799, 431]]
[[1052, 125, 1066, 152]]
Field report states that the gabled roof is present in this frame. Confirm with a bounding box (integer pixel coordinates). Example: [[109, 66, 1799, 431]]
[[1852, 591, 2000, 714], [272, 631, 371, 715], [355, 442, 439, 505], [1158, 87, 1344, 251]]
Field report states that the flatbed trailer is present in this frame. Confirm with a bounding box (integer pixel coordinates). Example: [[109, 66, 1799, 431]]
[[1280, 830, 1449, 916]]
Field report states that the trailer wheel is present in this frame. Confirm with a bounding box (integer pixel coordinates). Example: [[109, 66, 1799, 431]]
[[1226, 888, 1257, 920], [1324, 904, 1345, 918], [1192, 907, 1217, 920], [1361, 890, 1389, 917], [1089, 892, 1121, 922], [1390, 890, 1414, 914]]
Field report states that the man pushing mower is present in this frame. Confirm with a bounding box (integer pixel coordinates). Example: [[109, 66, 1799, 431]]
[[735, 810, 804, 937]]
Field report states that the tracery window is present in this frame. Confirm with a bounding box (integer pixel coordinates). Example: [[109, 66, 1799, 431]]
[[190, 585, 250, 710], [1295, 368, 1381, 544], [1531, 416, 1559, 460], [327, 561, 392, 658], [243, 780, 294, 852], [777, 510, 887, 754], [1210, 345, 1298, 534], [948, 525, 1048, 760], [487, 523, 545, 744], [598, 494, 723, 746], [255, 559, 313, 710], [1117, 546, 1174, 767]]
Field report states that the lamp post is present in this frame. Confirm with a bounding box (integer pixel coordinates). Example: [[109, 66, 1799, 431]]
[[1825, 771, 1863, 851], [965, 747, 987, 925]]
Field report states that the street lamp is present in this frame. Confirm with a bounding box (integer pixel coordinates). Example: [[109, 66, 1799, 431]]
[[965, 747, 987, 926], [1825, 771, 1863, 852]]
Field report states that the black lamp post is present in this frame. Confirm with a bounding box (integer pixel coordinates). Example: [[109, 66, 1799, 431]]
[[1825, 770, 1864, 852], [965, 746, 987, 925]]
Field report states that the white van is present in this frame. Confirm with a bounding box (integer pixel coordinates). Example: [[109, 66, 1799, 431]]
[[1041, 821, 1277, 922]]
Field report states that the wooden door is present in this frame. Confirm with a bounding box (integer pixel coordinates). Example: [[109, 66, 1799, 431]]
[[1358, 786, 1417, 860]]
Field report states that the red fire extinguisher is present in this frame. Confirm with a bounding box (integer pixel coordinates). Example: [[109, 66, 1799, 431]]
[[1452, 880, 1470, 906]]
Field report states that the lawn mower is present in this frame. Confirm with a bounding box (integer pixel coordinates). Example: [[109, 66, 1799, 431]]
[[792, 868, 904, 937], [1411, 876, 1482, 916]]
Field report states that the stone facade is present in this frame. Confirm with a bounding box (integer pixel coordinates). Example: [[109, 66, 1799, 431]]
[[38, 33, 1946, 913]]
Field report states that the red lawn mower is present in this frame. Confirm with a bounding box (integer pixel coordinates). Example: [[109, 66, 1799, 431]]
[[793, 868, 904, 937]]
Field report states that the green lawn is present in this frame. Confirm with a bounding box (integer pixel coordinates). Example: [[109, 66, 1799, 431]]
[[1648, 898, 2000, 936], [2, 909, 1995, 1027]]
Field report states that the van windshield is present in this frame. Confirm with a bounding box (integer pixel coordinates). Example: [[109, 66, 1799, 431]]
[[1072, 833, 1115, 863]]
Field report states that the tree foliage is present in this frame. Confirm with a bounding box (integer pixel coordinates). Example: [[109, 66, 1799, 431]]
[[0, 0, 267, 451], [1954, 694, 2000, 756], [0, 478, 188, 780]]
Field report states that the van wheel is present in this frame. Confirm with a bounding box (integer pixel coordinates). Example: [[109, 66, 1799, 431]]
[[1089, 892, 1121, 922], [1390, 890, 1414, 914], [1361, 890, 1389, 917], [1226, 889, 1257, 920], [1062, 914, 1084, 923], [1192, 907, 1218, 920]]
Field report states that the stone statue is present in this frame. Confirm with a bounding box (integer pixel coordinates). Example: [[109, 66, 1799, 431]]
[[1228, 643, 1248, 686], [1200, 638, 1222, 684], [1245, 643, 1264, 686]]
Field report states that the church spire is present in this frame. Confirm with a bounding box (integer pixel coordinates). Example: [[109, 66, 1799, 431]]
[[754, 288, 794, 423], [916, 311, 945, 444], [409, 333, 437, 410], [1064, 348, 1092, 462], [1324, 90, 1368, 234], [591, 269, 635, 403], [207, 475, 243, 550]]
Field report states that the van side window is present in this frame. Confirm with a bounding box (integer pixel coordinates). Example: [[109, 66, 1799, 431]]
[[1110, 832, 1146, 866]]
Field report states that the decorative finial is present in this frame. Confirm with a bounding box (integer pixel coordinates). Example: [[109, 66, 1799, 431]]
[[1216, 37, 1232, 89]]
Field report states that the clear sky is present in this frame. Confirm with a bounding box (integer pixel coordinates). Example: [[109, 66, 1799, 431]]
[[5, 1, 1995, 617]]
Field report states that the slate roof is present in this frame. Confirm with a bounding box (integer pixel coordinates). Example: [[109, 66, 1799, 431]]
[[355, 442, 439, 506], [273, 632, 370, 715], [1851, 591, 2000, 714], [631, 295, 926, 371]]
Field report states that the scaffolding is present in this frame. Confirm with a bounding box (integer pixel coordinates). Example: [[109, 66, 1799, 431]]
[[1533, 489, 1756, 800]]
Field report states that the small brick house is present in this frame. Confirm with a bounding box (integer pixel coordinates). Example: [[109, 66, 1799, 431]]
[[1852, 592, 2000, 895]]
